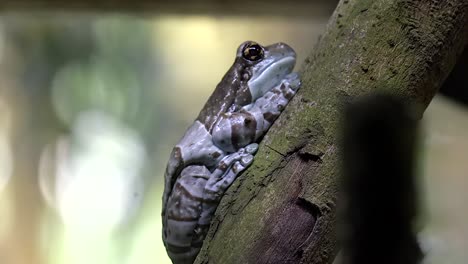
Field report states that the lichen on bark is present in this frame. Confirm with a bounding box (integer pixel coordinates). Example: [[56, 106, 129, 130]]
[[196, 0, 468, 263]]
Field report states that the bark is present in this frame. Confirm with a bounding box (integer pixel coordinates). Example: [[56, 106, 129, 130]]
[[195, 1, 468, 264]]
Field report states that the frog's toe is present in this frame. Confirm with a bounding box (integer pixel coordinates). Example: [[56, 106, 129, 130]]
[[240, 154, 254, 167], [285, 72, 301, 90], [245, 143, 259, 154]]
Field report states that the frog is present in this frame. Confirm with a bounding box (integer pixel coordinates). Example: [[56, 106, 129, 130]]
[[162, 41, 301, 264]]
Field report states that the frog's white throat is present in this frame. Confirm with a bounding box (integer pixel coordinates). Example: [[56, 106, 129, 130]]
[[247, 56, 296, 101]]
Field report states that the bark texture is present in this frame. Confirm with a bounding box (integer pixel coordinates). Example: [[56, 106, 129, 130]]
[[195, 0, 468, 264]]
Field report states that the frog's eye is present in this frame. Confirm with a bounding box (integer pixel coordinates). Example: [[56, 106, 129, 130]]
[[242, 42, 264, 61]]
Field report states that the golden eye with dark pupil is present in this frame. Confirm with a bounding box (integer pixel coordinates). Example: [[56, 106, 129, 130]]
[[242, 43, 264, 61]]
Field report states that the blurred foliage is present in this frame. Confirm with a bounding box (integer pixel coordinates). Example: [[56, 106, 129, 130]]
[[51, 56, 141, 129]]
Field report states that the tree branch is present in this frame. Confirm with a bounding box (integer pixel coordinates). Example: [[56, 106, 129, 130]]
[[195, 0, 468, 263]]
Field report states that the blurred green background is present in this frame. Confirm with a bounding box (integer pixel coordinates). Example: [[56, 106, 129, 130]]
[[0, 12, 466, 264]]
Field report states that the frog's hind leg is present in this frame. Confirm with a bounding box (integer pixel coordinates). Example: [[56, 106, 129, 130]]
[[163, 121, 224, 216], [165, 145, 257, 264], [163, 165, 212, 264]]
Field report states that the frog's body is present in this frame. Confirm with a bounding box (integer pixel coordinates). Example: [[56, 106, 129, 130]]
[[162, 41, 300, 264]]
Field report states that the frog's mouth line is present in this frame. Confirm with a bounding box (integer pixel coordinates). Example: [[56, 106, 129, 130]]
[[248, 56, 296, 100]]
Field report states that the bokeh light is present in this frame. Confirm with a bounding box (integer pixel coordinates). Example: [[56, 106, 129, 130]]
[[0, 99, 13, 193]]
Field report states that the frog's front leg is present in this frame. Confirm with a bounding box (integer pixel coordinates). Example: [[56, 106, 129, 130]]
[[164, 144, 257, 264], [212, 72, 300, 152]]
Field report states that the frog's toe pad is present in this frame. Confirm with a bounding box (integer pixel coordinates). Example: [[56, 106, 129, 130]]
[[285, 72, 301, 91], [240, 154, 254, 167], [245, 143, 259, 154]]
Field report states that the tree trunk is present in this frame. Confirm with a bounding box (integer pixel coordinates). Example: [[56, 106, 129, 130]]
[[195, 0, 468, 264]]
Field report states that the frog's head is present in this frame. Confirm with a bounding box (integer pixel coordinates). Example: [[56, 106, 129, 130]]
[[195, 40, 297, 132], [236, 41, 297, 101]]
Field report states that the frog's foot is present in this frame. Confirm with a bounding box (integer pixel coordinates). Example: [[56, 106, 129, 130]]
[[240, 74, 300, 135], [222, 143, 257, 175], [244, 143, 259, 155], [198, 149, 255, 226], [203, 147, 255, 202], [251, 73, 300, 116], [284, 72, 301, 91]]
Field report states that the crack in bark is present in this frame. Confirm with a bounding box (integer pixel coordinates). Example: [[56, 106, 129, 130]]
[[264, 144, 287, 157]]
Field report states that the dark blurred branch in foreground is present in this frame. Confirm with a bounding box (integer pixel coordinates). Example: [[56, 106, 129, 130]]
[[0, 0, 338, 17], [439, 45, 468, 106], [341, 94, 422, 264]]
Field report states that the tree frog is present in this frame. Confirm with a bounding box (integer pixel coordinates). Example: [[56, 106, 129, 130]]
[[162, 41, 301, 264]]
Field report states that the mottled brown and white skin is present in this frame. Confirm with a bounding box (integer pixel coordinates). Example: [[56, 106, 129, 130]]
[[162, 41, 301, 264]]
